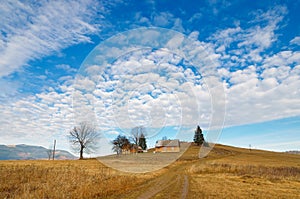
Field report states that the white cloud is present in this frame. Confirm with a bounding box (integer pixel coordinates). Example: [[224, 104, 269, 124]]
[[56, 64, 77, 73], [210, 6, 287, 65], [188, 13, 202, 23], [1, 5, 300, 154], [0, 85, 76, 149], [240, 6, 287, 50], [107, 131, 119, 135], [0, 78, 20, 101], [263, 51, 300, 68], [73, 48, 215, 133], [200, 7, 300, 128], [0, 0, 102, 77], [229, 66, 257, 84], [223, 63, 300, 126], [152, 12, 174, 27], [74, 76, 96, 92], [256, 140, 300, 151], [261, 66, 291, 82], [71, 25, 300, 134], [290, 36, 300, 46], [210, 27, 242, 48]]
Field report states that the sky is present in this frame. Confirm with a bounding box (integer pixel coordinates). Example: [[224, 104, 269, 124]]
[[0, 0, 299, 156]]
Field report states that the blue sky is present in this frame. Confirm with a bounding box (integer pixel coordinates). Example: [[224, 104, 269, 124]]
[[0, 0, 299, 155]]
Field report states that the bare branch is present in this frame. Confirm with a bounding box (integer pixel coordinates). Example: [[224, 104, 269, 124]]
[[69, 122, 101, 159]]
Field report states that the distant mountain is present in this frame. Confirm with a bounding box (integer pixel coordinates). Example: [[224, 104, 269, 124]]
[[285, 150, 300, 155], [0, 144, 76, 160]]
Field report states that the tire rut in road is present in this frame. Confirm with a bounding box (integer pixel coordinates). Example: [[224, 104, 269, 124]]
[[181, 175, 189, 199], [136, 175, 175, 199], [136, 174, 189, 199]]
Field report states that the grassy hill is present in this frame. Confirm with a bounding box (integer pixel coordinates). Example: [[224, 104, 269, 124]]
[[0, 144, 299, 198]]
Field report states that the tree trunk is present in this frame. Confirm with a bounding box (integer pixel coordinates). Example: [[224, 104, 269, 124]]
[[79, 146, 84, 160]]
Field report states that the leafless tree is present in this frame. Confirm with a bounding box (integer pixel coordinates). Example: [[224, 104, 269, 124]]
[[46, 148, 52, 160], [69, 122, 100, 159], [112, 135, 131, 155], [130, 126, 146, 151]]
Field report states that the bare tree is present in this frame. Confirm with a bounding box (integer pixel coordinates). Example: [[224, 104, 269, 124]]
[[46, 148, 52, 160], [112, 135, 131, 155], [130, 126, 146, 152], [69, 122, 100, 159], [52, 139, 56, 160]]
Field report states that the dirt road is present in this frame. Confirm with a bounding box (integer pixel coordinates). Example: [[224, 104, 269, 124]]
[[121, 163, 191, 199]]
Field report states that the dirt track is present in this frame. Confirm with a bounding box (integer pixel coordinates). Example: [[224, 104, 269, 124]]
[[136, 173, 189, 199]]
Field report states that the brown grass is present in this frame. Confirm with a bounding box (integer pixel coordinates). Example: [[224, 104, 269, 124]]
[[188, 163, 300, 181], [184, 145, 300, 199], [0, 144, 299, 198], [0, 159, 149, 199]]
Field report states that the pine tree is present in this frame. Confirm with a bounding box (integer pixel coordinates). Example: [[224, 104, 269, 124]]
[[139, 133, 147, 150], [194, 125, 204, 146]]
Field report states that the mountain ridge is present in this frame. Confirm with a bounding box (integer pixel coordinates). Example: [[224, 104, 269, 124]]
[[0, 144, 76, 160]]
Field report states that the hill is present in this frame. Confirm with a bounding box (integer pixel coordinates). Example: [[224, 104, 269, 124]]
[[0, 144, 75, 160], [0, 144, 299, 198]]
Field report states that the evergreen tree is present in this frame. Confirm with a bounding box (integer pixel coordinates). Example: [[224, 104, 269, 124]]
[[194, 125, 204, 146], [139, 133, 147, 150]]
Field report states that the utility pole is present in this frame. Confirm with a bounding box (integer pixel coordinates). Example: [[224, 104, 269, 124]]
[[52, 139, 56, 160]]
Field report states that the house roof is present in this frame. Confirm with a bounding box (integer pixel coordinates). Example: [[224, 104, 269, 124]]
[[155, 139, 180, 147]]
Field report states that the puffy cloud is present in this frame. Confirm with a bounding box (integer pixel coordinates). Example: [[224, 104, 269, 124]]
[[71, 24, 300, 134], [73, 48, 215, 135], [223, 63, 300, 126], [0, 86, 75, 148], [263, 51, 300, 68], [229, 66, 257, 84], [152, 12, 174, 27], [56, 64, 77, 73], [261, 66, 291, 82], [210, 6, 287, 65], [1, 4, 299, 153]]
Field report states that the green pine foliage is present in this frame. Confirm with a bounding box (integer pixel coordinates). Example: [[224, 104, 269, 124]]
[[194, 125, 204, 146], [139, 134, 147, 150]]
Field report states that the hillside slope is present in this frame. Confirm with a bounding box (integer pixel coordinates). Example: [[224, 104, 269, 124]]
[[0, 144, 299, 198], [116, 144, 300, 199]]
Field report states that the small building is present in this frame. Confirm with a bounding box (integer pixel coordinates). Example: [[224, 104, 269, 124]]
[[130, 146, 144, 153], [155, 139, 180, 152]]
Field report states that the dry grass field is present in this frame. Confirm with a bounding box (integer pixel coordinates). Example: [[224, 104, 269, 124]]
[[0, 144, 299, 199]]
